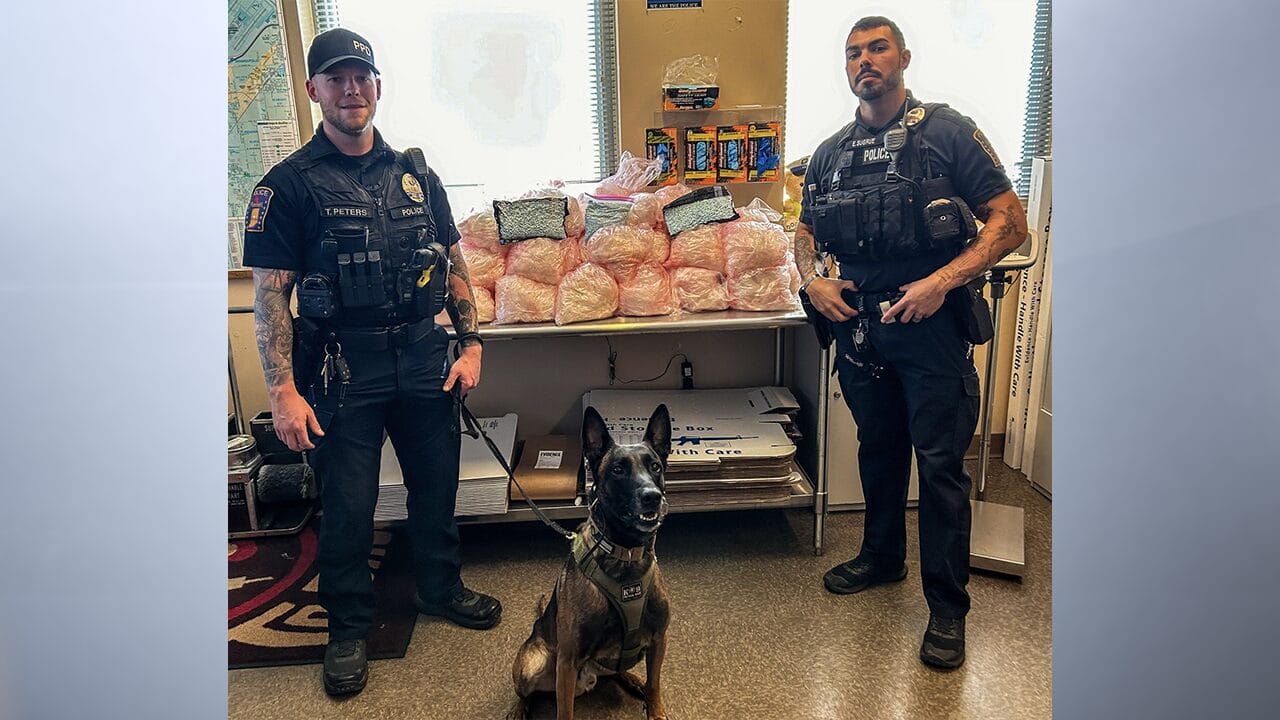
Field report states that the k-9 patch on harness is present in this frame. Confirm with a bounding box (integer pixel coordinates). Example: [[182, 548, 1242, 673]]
[[245, 186, 273, 233]]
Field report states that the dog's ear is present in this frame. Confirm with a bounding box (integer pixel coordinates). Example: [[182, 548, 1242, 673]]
[[644, 404, 672, 462], [582, 406, 614, 472]]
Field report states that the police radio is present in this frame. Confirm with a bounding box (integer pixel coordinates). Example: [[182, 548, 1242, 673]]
[[884, 120, 908, 180]]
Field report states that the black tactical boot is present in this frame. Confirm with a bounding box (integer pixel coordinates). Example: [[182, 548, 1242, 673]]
[[415, 586, 502, 629], [919, 614, 966, 669], [822, 555, 908, 595], [322, 638, 368, 696]]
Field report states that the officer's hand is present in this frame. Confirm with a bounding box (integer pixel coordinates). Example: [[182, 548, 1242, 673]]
[[443, 344, 482, 397], [806, 277, 859, 322], [881, 275, 948, 324], [268, 386, 323, 452]]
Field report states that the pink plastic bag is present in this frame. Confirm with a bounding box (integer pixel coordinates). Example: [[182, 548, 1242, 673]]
[[474, 286, 496, 324], [505, 237, 578, 286], [458, 240, 506, 291], [555, 263, 619, 325], [723, 220, 791, 277], [456, 208, 501, 251], [735, 197, 785, 224], [617, 264, 677, 317], [625, 192, 664, 229], [666, 224, 725, 274], [654, 183, 693, 206], [728, 266, 800, 312], [585, 225, 670, 281], [494, 275, 556, 324], [671, 266, 730, 313]]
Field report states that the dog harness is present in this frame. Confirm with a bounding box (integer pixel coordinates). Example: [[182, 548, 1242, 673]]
[[570, 518, 657, 672]]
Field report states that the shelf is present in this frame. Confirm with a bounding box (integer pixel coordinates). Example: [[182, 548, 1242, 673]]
[[452, 464, 815, 527], [449, 308, 807, 341]]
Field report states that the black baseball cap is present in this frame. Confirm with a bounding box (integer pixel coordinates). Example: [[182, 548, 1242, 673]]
[[307, 28, 379, 77]]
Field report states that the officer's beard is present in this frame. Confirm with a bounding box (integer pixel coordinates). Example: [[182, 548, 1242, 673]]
[[322, 105, 375, 137], [850, 70, 902, 102]]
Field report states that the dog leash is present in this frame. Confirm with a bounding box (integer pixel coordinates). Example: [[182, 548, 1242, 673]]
[[453, 385, 577, 542]]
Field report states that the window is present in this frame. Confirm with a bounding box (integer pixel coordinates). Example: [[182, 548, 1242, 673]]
[[328, 0, 619, 217], [785, 0, 1041, 196]]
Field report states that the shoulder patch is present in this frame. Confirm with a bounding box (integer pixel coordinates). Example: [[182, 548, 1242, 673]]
[[401, 172, 425, 203], [245, 186, 273, 233], [972, 129, 1002, 168]]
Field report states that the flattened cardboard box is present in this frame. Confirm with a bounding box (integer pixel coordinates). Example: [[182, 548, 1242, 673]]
[[511, 435, 581, 501], [582, 388, 797, 468]]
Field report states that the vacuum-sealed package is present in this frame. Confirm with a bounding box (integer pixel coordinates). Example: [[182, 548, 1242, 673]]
[[474, 286, 496, 324], [521, 187, 585, 238], [494, 275, 556, 324], [671, 266, 730, 313], [506, 237, 579, 286], [662, 185, 739, 236], [626, 192, 664, 229], [666, 224, 725, 274], [493, 196, 569, 243], [555, 263, 619, 326], [457, 208, 502, 251], [582, 195, 635, 239], [735, 197, 784, 224], [617, 264, 677, 317], [723, 220, 790, 277], [458, 240, 506, 291], [728, 266, 800, 312]]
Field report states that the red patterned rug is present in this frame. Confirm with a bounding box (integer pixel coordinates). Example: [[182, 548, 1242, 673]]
[[228, 524, 416, 669]]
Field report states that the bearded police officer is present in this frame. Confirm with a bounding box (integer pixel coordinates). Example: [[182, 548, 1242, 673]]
[[795, 16, 1028, 669], [243, 28, 501, 696]]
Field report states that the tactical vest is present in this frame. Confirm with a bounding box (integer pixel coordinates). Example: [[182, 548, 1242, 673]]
[[568, 524, 657, 673], [287, 144, 447, 328], [811, 101, 977, 262]]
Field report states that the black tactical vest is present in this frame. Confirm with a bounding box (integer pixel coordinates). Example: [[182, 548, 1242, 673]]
[[285, 143, 443, 328], [811, 101, 975, 262]]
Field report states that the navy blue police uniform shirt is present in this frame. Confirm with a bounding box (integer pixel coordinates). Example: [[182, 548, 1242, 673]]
[[800, 93, 1012, 292], [242, 126, 461, 273]]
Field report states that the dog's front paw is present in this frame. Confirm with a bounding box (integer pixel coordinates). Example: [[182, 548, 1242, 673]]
[[646, 702, 669, 720]]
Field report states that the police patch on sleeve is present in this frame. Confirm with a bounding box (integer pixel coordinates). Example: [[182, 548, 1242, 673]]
[[401, 173, 425, 203], [245, 186, 273, 233], [972, 129, 1002, 168]]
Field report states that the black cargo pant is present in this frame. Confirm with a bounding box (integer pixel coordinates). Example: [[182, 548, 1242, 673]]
[[305, 324, 463, 640], [832, 296, 981, 619]]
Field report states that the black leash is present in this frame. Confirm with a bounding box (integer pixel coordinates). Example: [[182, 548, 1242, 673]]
[[453, 384, 577, 542]]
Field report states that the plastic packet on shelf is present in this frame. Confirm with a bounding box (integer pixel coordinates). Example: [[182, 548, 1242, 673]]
[[728, 266, 800, 312], [723, 220, 790, 277], [662, 54, 720, 86], [456, 208, 501, 251], [666, 224, 725, 274], [671, 266, 730, 313], [522, 186, 585, 238], [626, 192, 664, 229], [493, 275, 556, 324], [594, 151, 663, 196], [474, 286, 495, 324], [506, 237, 579, 286], [617, 264, 677, 317], [555, 263, 619, 326], [458, 239, 506, 291], [735, 197, 784, 224], [585, 225, 669, 281], [582, 194, 635, 239]]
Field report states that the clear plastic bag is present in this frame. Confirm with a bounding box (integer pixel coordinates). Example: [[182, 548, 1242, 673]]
[[494, 275, 556, 324], [594, 151, 664, 197], [555, 263, 619, 326], [728, 266, 800, 312], [617, 264, 677, 317], [506, 237, 579, 286], [671, 266, 730, 313], [520, 186, 586, 238], [585, 225, 670, 281], [735, 197, 784, 224], [666, 224, 725, 274], [723, 220, 791, 277], [582, 194, 635, 239], [474, 286, 496, 324], [457, 208, 502, 252], [458, 240, 506, 291], [662, 55, 720, 86], [626, 192, 664, 229]]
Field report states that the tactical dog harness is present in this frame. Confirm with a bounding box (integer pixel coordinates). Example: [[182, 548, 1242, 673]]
[[567, 517, 657, 673]]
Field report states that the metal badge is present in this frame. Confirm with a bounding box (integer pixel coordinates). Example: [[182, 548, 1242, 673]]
[[904, 107, 926, 127], [401, 172, 425, 203]]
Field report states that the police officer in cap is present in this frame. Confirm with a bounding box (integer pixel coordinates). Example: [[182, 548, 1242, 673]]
[[795, 16, 1028, 669], [243, 28, 501, 695]]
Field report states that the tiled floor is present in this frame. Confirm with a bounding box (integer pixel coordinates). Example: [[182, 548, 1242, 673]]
[[228, 461, 1050, 719]]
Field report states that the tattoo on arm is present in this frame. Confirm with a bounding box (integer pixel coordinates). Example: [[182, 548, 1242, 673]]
[[794, 224, 821, 284], [252, 268, 298, 391], [444, 244, 480, 342], [934, 202, 1025, 289]]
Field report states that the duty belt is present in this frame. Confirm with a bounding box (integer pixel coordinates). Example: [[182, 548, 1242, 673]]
[[845, 290, 906, 319], [330, 316, 435, 351]]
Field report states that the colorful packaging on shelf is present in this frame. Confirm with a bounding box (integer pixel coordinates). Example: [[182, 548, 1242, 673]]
[[645, 128, 679, 187], [747, 121, 782, 183], [716, 125, 748, 183], [683, 126, 719, 185], [661, 85, 720, 111]]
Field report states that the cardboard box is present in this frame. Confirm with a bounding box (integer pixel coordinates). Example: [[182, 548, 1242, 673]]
[[683, 126, 719, 185], [645, 127, 679, 187], [662, 85, 720, 111], [716, 125, 748, 183], [747, 121, 782, 182], [510, 435, 581, 501]]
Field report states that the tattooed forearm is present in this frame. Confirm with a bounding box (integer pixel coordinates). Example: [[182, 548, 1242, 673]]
[[933, 193, 1027, 290], [794, 223, 821, 284], [252, 268, 298, 391], [445, 244, 480, 343]]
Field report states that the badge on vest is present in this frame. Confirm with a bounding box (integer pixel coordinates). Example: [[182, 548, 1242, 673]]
[[245, 186, 273, 232], [401, 173, 425, 203], [621, 582, 643, 601], [905, 106, 926, 127]]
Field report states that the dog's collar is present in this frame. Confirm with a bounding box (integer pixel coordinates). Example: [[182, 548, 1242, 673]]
[[578, 514, 651, 563]]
